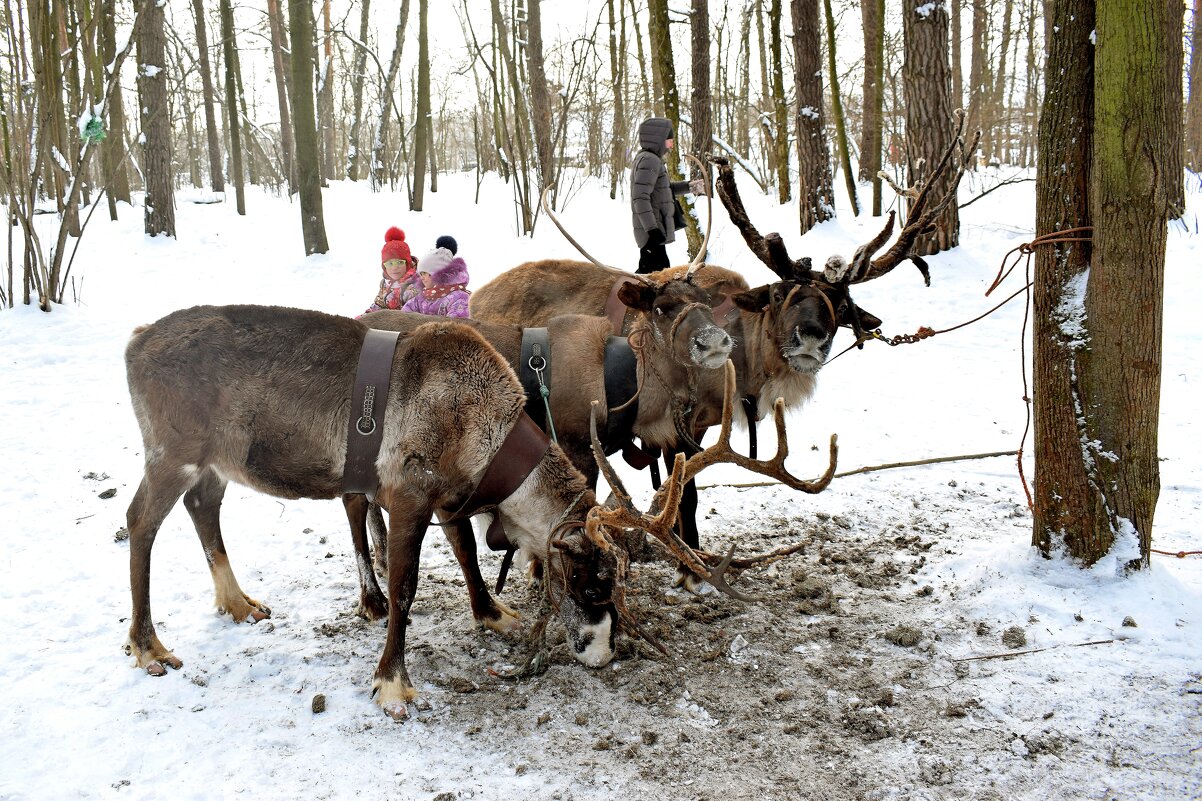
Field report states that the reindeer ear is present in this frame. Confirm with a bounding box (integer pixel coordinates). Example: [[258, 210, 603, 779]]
[[855, 306, 882, 330], [552, 529, 587, 556], [617, 282, 657, 312], [732, 285, 772, 312]]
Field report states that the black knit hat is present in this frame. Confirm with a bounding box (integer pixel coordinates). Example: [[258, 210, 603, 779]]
[[435, 235, 458, 255]]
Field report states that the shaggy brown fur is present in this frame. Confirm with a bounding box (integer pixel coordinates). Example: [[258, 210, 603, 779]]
[[123, 305, 610, 720]]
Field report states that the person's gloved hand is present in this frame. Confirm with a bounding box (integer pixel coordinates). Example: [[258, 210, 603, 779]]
[[645, 228, 665, 246], [689, 178, 709, 196]]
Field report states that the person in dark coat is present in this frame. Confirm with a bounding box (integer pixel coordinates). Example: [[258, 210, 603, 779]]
[[630, 117, 703, 274]]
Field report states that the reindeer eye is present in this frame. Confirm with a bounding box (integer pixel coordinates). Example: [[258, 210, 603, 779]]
[[654, 306, 665, 316]]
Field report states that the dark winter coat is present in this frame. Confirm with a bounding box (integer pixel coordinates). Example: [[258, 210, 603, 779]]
[[630, 118, 690, 248]]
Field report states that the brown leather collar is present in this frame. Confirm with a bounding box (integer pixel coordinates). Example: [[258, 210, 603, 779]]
[[342, 329, 402, 500], [451, 412, 551, 521]]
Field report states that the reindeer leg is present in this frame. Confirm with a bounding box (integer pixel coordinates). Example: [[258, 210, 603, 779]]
[[439, 514, 521, 634], [343, 495, 389, 620], [186, 469, 271, 624], [367, 501, 388, 579], [125, 469, 194, 676], [373, 500, 431, 721]]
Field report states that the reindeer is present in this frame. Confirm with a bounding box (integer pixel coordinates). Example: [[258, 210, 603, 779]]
[[347, 272, 733, 618], [470, 123, 976, 588], [122, 305, 624, 720]]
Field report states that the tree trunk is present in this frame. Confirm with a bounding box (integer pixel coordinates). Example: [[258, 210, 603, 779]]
[[686, 0, 710, 255], [412, 0, 430, 211], [137, 0, 174, 237], [987, 0, 1015, 165], [1080, 0, 1174, 568], [950, 0, 963, 111], [1186, 0, 1202, 171], [790, 0, 834, 232], [769, 0, 790, 203], [862, 0, 885, 214], [372, 0, 410, 188], [288, 0, 328, 253], [902, 1, 959, 254], [347, 0, 371, 179], [1163, 1, 1184, 217], [966, 0, 989, 167], [737, 5, 751, 156], [526, 0, 555, 194], [191, 0, 225, 194], [267, 0, 295, 193], [319, 0, 335, 183], [823, 0, 858, 216], [608, 0, 626, 199], [219, 0, 245, 214], [99, 0, 131, 214], [628, 0, 651, 113], [1032, 0, 1095, 560]]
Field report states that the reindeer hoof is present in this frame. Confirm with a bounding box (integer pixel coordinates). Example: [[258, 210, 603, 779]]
[[481, 601, 522, 634], [127, 638, 182, 675], [218, 593, 272, 623], [381, 702, 410, 721], [356, 593, 390, 622]]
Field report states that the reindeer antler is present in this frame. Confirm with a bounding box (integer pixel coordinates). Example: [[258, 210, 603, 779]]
[[711, 156, 812, 282], [827, 111, 981, 287], [684, 154, 714, 276], [541, 188, 654, 284], [587, 362, 838, 603]]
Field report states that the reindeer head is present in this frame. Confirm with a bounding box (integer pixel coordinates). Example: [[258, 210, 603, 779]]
[[732, 278, 882, 374], [618, 278, 733, 369], [547, 527, 618, 666]]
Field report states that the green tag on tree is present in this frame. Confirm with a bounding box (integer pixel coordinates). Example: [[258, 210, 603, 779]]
[[83, 117, 106, 143]]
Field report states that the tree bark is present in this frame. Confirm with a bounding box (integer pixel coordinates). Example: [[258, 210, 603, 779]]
[[790, 0, 834, 232], [769, 0, 791, 203], [318, 0, 335, 183], [219, 0, 245, 214], [1033, 0, 1095, 560], [687, 0, 710, 254], [372, 0, 410, 188], [1080, 0, 1174, 568], [191, 0, 225, 194], [412, 0, 430, 211], [99, 0, 131, 214], [902, 1, 959, 254], [1187, 0, 1202, 171], [288, 0, 329, 253], [966, 0, 989, 167], [347, 0, 371, 180], [526, 0, 555, 194], [608, 0, 626, 199], [266, 0, 295, 192], [823, 0, 858, 216], [137, 0, 174, 237]]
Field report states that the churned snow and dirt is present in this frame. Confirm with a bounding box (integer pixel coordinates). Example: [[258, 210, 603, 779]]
[[1, 169, 1198, 801]]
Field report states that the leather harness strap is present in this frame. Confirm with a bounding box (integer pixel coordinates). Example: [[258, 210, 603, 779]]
[[601, 335, 647, 468], [342, 329, 402, 500], [519, 327, 551, 431]]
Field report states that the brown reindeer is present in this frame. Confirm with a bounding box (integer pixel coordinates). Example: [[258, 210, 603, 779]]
[[122, 305, 621, 720], [347, 275, 733, 617], [471, 124, 976, 588]]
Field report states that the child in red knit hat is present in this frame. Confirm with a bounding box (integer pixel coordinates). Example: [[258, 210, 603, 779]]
[[361, 227, 419, 315]]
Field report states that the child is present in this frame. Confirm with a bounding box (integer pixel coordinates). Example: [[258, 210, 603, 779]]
[[401, 241, 471, 318], [361, 227, 418, 315]]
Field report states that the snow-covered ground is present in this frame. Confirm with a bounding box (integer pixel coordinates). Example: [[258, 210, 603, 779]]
[[0, 168, 1198, 801]]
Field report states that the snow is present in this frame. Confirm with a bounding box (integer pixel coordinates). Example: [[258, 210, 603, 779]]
[[0, 168, 1199, 800]]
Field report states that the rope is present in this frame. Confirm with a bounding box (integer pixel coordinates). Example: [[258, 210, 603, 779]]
[[1150, 549, 1202, 558]]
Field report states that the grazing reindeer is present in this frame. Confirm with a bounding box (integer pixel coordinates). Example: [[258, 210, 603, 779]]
[[471, 125, 975, 588], [123, 305, 620, 720], [348, 274, 732, 616]]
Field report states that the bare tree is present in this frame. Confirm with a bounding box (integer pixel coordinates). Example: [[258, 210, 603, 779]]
[[687, 0, 711, 255], [219, 0, 246, 214], [902, 1, 959, 254], [412, 0, 430, 211], [191, 0, 224, 194], [1187, 0, 1202, 171], [790, 0, 834, 232], [98, 0, 132, 216], [607, 0, 628, 199], [288, 0, 329, 253], [860, 0, 885, 215], [138, 0, 175, 237], [822, 0, 858, 216], [267, 0, 296, 192], [769, 0, 790, 203], [347, 0, 371, 180], [526, 0, 554, 194]]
